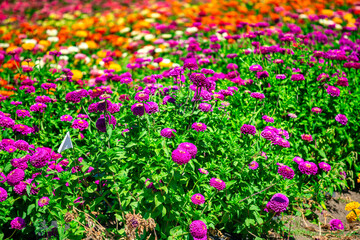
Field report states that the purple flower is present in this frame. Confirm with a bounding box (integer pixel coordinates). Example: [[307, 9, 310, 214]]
[[293, 156, 304, 164], [249, 161, 259, 170], [190, 72, 207, 87], [291, 74, 305, 81], [249, 64, 263, 71], [13, 124, 32, 135], [189, 220, 207, 240], [5, 145, 17, 153], [335, 114, 347, 126], [319, 162, 331, 172], [178, 143, 197, 158], [35, 95, 52, 103], [265, 193, 289, 213], [7, 168, 25, 186], [184, 58, 198, 70], [65, 89, 88, 103], [160, 128, 176, 138], [16, 109, 32, 118], [327, 86, 340, 97], [276, 74, 286, 79], [191, 194, 205, 205], [0, 186, 7, 202], [60, 115, 73, 122], [30, 149, 51, 168], [171, 149, 191, 165], [198, 168, 208, 174], [299, 161, 318, 175], [145, 102, 159, 114], [250, 92, 265, 100], [192, 122, 207, 132], [38, 196, 50, 207], [198, 103, 213, 112], [209, 178, 226, 191], [256, 71, 269, 79], [288, 113, 297, 118], [0, 116, 15, 128], [134, 92, 149, 102], [30, 103, 47, 113], [278, 165, 295, 179], [301, 134, 313, 142], [131, 103, 149, 116], [10, 217, 26, 230], [11, 101, 22, 106], [329, 219, 344, 231], [241, 124, 256, 135], [311, 107, 322, 114], [262, 115, 274, 123], [14, 182, 27, 195], [72, 119, 89, 131], [272, 138, 291, 148]]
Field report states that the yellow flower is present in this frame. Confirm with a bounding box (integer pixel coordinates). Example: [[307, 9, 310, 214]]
[[97, 50, 108, 58], [107, 63, 121, 72], [21, 61, 35, 67], [85, 41, 98, 49], [39, 40, 51, 48], [346, 209, 360, 222], [75, 30, 88, 38], [22, 43, 35, 51], [345, 202, 360, 211], [6, 46, 18, 54], [159, 60, 172, 68], [71, 70, 83, 80]]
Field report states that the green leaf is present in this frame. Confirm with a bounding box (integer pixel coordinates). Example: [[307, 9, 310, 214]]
[[27, 204, 35, 216]]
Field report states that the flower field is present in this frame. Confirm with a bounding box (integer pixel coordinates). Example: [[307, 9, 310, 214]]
[[1, 0, 360, 239]]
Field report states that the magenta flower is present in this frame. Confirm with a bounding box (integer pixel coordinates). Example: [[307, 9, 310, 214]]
[[131, 103, 149, 116], [261, 151, 268, 159], [288, 113, 297, 118], [198, 168, 208, 174], [272, 138, 290, 148], [311, 107, 322, 114], [60, 115, 73, 122], [261, 130, 277, 141], [134, 92, 149, 102], [30, 149, 51, 168], [249, 64, 263, 71], [250, 92, 265, 99], [30, 103, 47, 113], [256, 71, 269, 79], [192, 122, 207, 132], [293, 156, 304, 164], [301, 134, 313, 142], [7, 168, 25, 186], [209, 178, 226, 191], [10, 217, 26, 230], [160, 128, 176, 138], [329, 219, 344, 231], [319, 162, 331, 172], [191, 193, 205, 205], [189, 220, 207, 240], [16, 109, 32, 118], [145, 102, 159, 114], [335, 114, 348, 125], [65, 89, 88, 103], [5, 145, 17, 153], [0, 116, 15, 128], [326, 86, 340, 97], [249, 161, 259, 170], [291, 74, 305, 81], [171, 149, 191, 165], [0, 187, 8, 202], [190, 72, 207, 87], [262, 115, 274, 123], [265, 193, 289, 213], [299, 161, 318, 175], [35, 95, 52, 103], [38, 197, 50, 207], [278, 165, 295, 179], [14, 182, 27, 195], [241, 124, 256, 135], [198, 103, 213, 112], [72, 119, 89, 131], [212, 92, 224, 101]]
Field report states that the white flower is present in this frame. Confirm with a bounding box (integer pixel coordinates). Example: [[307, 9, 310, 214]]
[[150, 13, 161, 18], [34, 59, 45, 69], [175, 30, 184, 36], [145, 18, 155, 23], [68, 46, 79, 53], [78, 42, 88, 50], [84, 57, 91, 64], [60, 48, 69, 55], [161, 34, 172, 39], [335, 24, 342, 30], [46, 29, 58, 36], [99, 61, 105, 67], [47, 37, 59, 43], [172, 63, 180, 68], [22, 39, 37, 45], [59, 55, 69, 61], [186, 27, 198, 34], [0, 43, 10, 48], [155, 48, 163, 53], [144, 34, 155, 41], [120, 27, 130, 34], [161, 59, 171, 64], [131, 30, 140, 36], [299, 14, 308, 19]]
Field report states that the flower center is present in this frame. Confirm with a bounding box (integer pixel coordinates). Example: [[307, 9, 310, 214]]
[[306, 164, 311, 168], [195, 195, 202, 200]]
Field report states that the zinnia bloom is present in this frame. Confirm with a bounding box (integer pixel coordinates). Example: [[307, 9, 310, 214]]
[[293, 156, 304, 164], [265, 193, 289, 213], [311, 107, 322, 114], [346, 209, 360, 222], [131, 103, 149, 116], [160, 128, 176, 138], [326, 86, 340, 97], [7, 168, 25, 186], [192, 122, 207, 132], [319, 162, 331, 172], [329, 219, 344, 231], [0, 187, 8, 202], [38, 196, 50, 207], [250, 92, 265, 99], [209, 178, 226, 191], [191, 194, 205, 205], [241, 124, 256, 135], [278, 165, 295, 179], [134, 92, 149, 102], [345, 202, 360, 211], [335, 114, 348, 125], [171, 149, 191, 165], [301, 134, 313, 142], [298, 161, 318, 175], [30, 103, 47, 113], [60, 115, 73, 122], [189, 220, 207, 240], [72, 119, 89, 131], [10, 217, 26, 230], [249, 161, 259, 170], [198, 168, 208, 174]]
